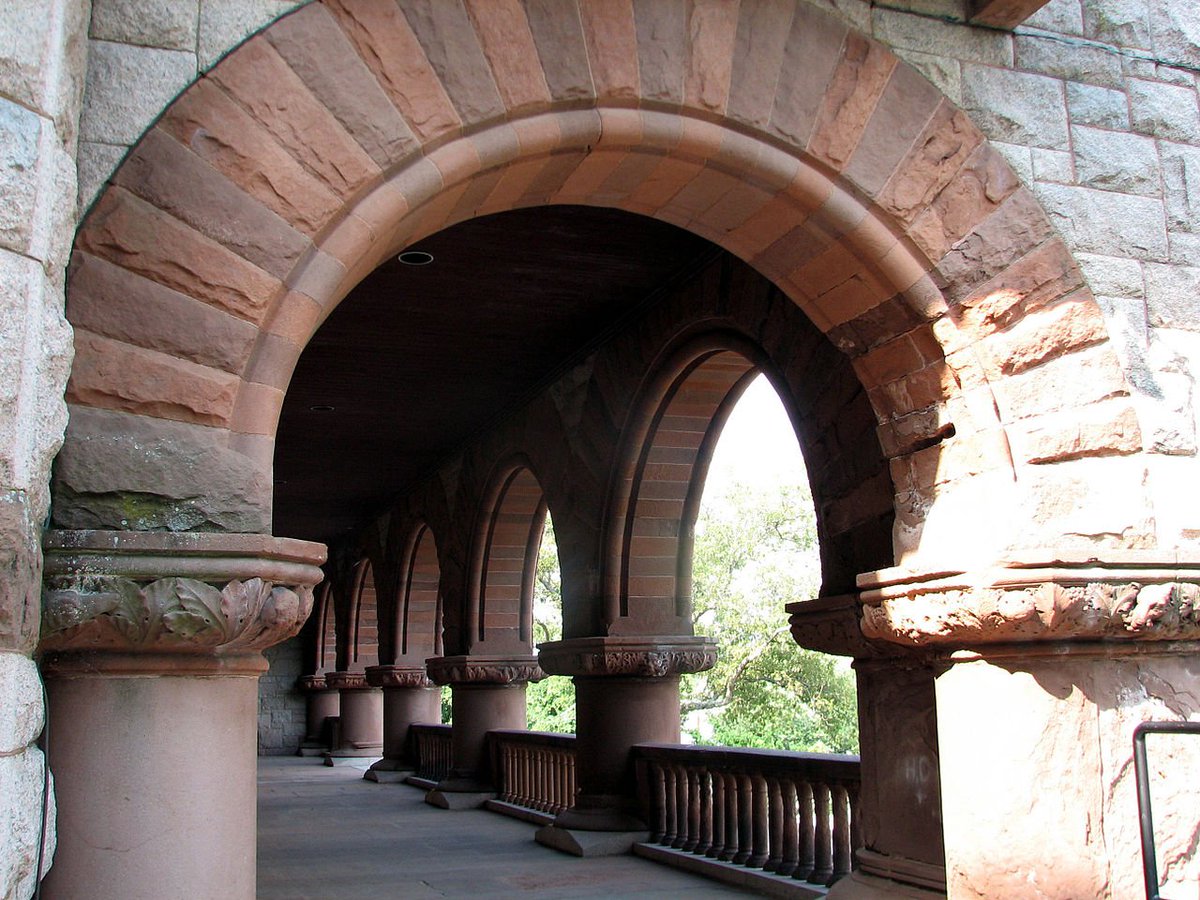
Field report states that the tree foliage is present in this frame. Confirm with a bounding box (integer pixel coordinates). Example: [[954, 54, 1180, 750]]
[[682, 481, 859, 754], [526, 519, 576, 733]]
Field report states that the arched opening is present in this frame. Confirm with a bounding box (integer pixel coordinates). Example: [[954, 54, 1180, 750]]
[[348, 558, 380, 672], [394, 523, 443, 664]]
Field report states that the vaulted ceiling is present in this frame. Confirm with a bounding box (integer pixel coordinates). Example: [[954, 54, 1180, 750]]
[[273, 206, 716, 543]]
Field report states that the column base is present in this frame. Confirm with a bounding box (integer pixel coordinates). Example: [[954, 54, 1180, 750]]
[[552, 798, 646, 832], [297, 744, 328, 758], [424, 789, 495, 809], [323, 748, 383, 767], [363, 758, 415, 783], [535, 824, 648, 857]]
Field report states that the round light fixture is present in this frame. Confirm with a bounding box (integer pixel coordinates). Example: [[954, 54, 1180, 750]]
[[309, 405, 335, 412], [397, 250, 434, 266]]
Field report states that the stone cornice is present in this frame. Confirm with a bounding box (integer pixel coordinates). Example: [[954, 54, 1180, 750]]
[[39, 530, 327, 667], [425, 655, 545, 686], [537, 636, 717, 677], [857, 554, 1200, 647], [364, 665, 434, 689]]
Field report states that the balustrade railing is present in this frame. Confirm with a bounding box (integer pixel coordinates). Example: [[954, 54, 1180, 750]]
[[410, 723, 453, 782], [632, 744, 862, 886], [488, 730, 577, 818]]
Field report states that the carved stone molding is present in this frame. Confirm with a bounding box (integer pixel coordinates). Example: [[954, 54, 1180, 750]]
[[40, 530, 326, 672], [297, 674, 332, 692], [425, 655, 545, 686], [325, 671, 373, 691], [786, 595, 895, 658], [537, 636, 717, 678], [857, 552, 1200, 648], [365, 665, 434, 689]]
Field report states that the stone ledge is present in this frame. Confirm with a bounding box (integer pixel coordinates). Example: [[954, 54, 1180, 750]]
[[632, 843, 828, 898]]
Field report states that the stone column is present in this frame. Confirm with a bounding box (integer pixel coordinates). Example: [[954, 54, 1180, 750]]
[[37, 530, 325, 900], [295, 674, 339, 756], [362, 665, 440, 782], [322, 672, 383, 765], [535, 636, 716, 856], [858, 554, 1200, 899], [788, 596, 947, 898], [424, 655, 543, 809]]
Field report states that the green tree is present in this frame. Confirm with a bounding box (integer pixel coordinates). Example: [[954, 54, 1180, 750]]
[[682, 481, 858, 754], [526, 518, 576, 733]]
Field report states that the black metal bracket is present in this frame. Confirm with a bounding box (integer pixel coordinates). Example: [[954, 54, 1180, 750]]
[[1133, 720, 1200, 900]]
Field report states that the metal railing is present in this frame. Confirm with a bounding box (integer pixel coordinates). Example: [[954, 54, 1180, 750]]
[[410, 723, 453, 782], [633, 744, 862, 886], [1133, 720, 1200, 900], [488, 730, 577, 817]]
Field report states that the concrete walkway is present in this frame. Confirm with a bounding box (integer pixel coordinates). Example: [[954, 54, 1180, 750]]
[[258, 757, 755, 899]]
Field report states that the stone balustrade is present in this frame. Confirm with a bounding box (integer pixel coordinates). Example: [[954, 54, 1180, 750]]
[[488, 730, 577, 819], [632, 744, 861, 887], [411, 723, 453, 783]]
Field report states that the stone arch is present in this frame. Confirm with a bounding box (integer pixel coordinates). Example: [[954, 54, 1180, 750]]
[[312, 580, 336, 674], [391, 521, 443, 666], [60, 0, 1140, 576], [467, 459, 547, 655]]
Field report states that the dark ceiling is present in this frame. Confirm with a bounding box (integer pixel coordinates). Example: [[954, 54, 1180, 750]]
[[273, 205, 717, 544]]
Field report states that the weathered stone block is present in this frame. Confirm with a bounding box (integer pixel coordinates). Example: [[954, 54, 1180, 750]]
[[1149, 0, 1200, 70], [891, 48, 960, 105], [0, 745, 55, 900], [76, 140, 128, 215], [198, 0, 303, 71], [1015, 32, 1122, 89], [961, 64, 1068, 150], [1071, 125, 1161, 195], [1066, 81, 1129, 129], [90, 0, 199, 51], [872, 7, 1012, 66], [0, 491, 40, 655], [1160, 140, 1200, 235], [0, 99, 41, 256], [51, 405, 272, 533], [80, 39, 196, 146], [0, 653, 43, 755], [995, 343, 1128, 423], [1145, 262, 1200, 331], [1031, 146, 1073, 184], [1128, 77, 1200, 144], [1077, 252, 1145, 298], [1034, 182, 1167, 261], [1083, 0, 1151, 49], [1023, 0, 1083, 34], [1009, 396, 1142, 464], [0, 2, 53, 113]]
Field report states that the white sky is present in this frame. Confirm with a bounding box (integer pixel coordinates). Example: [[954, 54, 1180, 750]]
[[704, 374, 808, 497]]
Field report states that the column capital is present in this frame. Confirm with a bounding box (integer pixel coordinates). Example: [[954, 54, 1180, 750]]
[[297, 674, 332, 692], [324, 671, 375, 690], [365, 664, 434, 689], [39, 530, 326, 675], [538, 635, 716, 678], [425, 654, 544, 686], [856, 551, 1200, 649]]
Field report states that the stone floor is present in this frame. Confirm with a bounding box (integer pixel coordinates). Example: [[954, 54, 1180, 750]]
[[257, 757, 755, 898]]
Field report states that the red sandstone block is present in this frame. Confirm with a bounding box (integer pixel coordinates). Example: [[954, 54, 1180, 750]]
[[994, 344, 1129, 424], [627, 157, 707, 216], [726, 0, 795, 130], [242, 332, 302, 391], [1009, 397, 1142, 465], [77, 187, 282, 326], [853, 334, 928, 388], [210, 38, 380, 199], [159, 79, 341, 236], [398, 0, 508, 126], [981, 289, 1108, 379], [325, 0, 462, 143], [578, 0, 641, 104], [808, 32, 897, 170], [632, 0, 687, 107], [682, 0, 737, 114], [265, 3, 419, 169], [68, 329, 239, 428], [728, 195, 811, 262], [520, 0, 595, 102], [766, 6, 846, 151], [230, 379, 286, 437], [463, 0, 552, 113], [261, 290, 322, 347], [874, 361, 959, 418]]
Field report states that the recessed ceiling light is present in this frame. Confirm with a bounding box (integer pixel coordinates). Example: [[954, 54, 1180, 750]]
[[309, 405, 335, 412], [398, 250, 434, 266]]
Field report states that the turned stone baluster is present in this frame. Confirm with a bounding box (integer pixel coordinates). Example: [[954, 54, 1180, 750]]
[[731, 773, 753, 864], [566, 753, 576, 815], [531, 748, 542, 811], [538, 749, 551, 812], [810, 781, 834, 884], [747, 773, 770, 868], [650, 763, 667, 843], [778, 777, 800, 877], [707, 771, 725, 859], [793, 780, 815, 881], [765, 775, 784, 872], [849, 783, 862, 862], [662, 765, 678, 847], [683, 769, 702, 852], [720, 772, 739, 862], [671, 764, 690, 849], [697, 770, 714, 857], [831, 784, 853, 883]]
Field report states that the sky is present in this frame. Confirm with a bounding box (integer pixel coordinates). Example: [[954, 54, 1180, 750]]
[[703, 374, 809, 499]]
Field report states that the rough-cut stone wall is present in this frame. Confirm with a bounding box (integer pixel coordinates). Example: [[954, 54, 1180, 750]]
[[257, 634, 305, 755], [868, 0, 1200, 552], [1, 1, 90, 896]]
